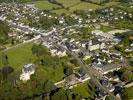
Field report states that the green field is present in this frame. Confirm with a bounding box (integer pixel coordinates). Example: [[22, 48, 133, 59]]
[[100, 25, 113, 32], [32, 0, 119, 15], [0, 42, 37, 71], [118, 3, 133, 12], [57, 0, 81, 7], [85, 0, 105, 4], [70, 2, 101, 11], [72, 82, 95, 98], [34, 0, 60, 10], [0, 42, 70, 82], [104, 1, 119, 7]]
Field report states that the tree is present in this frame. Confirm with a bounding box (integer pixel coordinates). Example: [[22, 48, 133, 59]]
[[105, 95, 114, 100], [122, 87, 133, 100], [39, 16, 59, 30], [70, 59, 79, 66], [1, 53, 8, 66], [121, 71, 133, 82], [119, 67, 133, 82], [51, 89, 72, 100], [32, 44, 50, 57], [0, 21, 9, 44], [44, 80, 56, 92], [64, 16, 78, 25], [1, 66, 14, 79], [64, 66, 73, 76]]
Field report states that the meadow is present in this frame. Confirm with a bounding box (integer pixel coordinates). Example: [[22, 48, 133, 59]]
[[34, 0, 60, 10], [0, 42, 36, 71], [33, 0, 119, 15]]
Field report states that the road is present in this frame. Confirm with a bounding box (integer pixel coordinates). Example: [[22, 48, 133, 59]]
[[56, 44, 120, 100], [1, 19, 123, 99], [3, 35, 40, 52]]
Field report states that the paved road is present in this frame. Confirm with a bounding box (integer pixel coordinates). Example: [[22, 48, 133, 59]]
[[56, 44, 119, 100], [2, 20, 124, 99], [3, 35, 40, 52]]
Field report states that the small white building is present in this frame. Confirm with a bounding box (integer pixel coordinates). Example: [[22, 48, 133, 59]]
[[20, 64, 35, 81], [89, 40, 105, 51]]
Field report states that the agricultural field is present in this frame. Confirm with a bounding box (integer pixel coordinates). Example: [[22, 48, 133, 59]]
[[52, 1, 112, 15], [32, 0, 120, 15], [84, 0, 106, 4], [33, 0, 60, 10], [103, 1, 119, 7], [69, 2, 101, 11], [118, 3, 133, 12], [56, 0, 81, 7]]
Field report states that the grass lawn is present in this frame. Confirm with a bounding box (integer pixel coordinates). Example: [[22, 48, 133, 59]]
[[100, 25, 113, 32], [0, 41, 72, 82], [33, 0, 60, 10], [0, 42, 37, 71], [72, 82, 95, 98]]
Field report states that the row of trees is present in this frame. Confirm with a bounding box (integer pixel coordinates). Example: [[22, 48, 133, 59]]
[[117, 67, 133, 82], [0, 21, 10, 45], [121, 87, 133, 100]]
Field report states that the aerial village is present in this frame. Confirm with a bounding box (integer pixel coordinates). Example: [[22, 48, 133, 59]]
[[0, 1, 133, 100]]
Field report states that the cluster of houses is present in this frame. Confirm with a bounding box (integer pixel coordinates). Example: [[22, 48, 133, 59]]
[[58, 7, 133, 25], [0, 3, 60, 45], [0, 2, 132, 100], [94, 7, 133, 23], [55, 72, 90, 89]]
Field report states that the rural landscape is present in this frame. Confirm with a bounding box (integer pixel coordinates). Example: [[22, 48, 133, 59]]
[[0, 0, 133, 100]]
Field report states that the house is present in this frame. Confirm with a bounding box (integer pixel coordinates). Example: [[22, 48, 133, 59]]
[[20, 64, 35, 81], [88, 40, 105, 51], [100, 79, 115, 92], [50, 47, 67, 57], [105, 72, 120, 82], [92, 30, 114, 40], [64, 73, 90, 89], [64, 74, 79, 89], [59, 17, 65, 24]]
